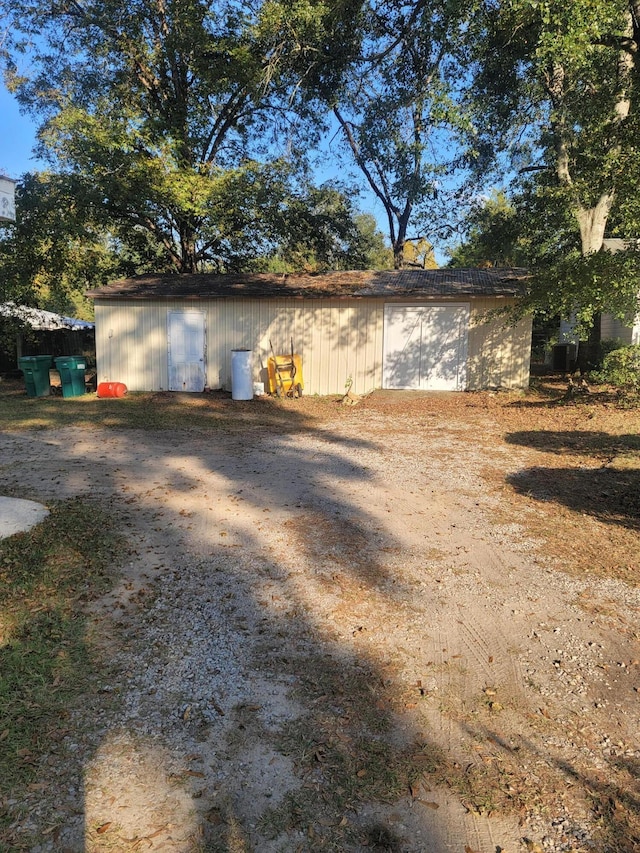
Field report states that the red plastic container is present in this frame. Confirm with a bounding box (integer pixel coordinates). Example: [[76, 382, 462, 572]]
[[97, 382, 127, 398]]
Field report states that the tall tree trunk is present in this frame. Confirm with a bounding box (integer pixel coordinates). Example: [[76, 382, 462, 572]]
[[393, 205, 413, 269], [393, 240, 404, 269], [549, 6, 636, 368], [179, 223, 198, 273], [575, 194, 614, 255]]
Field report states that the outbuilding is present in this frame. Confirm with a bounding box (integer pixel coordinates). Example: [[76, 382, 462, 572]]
[[87, 268, 532, 395], [0, 302, 95, 374]]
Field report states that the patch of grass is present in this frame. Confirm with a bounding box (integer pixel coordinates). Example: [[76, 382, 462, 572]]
[[0, 383, 320, 434], [0, 498, 126, 840]]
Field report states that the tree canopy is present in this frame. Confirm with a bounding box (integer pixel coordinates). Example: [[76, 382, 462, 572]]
[[2, 0, 640, 328], [465, 0, 640, 329], [1, 0, 365, 274], [0, 172, 120, 318], [332, 0, 475, 268]]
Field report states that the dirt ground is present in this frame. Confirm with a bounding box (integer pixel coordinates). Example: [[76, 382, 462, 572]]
[[1, 385, 639, 853]]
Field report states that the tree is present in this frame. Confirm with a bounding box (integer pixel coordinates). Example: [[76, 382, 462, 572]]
[[0, 172, 125, 318], [1, 0, 364, 273], [260, 191, 393, 272], [331, 0, 474, 268], [469, 0, 640, 331], [351, 213, 394, 270], [446, 190, 525, 268]]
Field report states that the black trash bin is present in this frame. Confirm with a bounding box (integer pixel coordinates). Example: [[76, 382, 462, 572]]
[[54, 356, 87, 398], [18, 355, 52, 397]]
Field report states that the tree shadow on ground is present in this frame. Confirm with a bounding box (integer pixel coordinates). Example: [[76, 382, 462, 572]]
[[6, 396, 636, 852], [506, 430, 640, 460], [0, 401, 468, 853], [505, 429, 640, 531], [507, 466, 640, 531]]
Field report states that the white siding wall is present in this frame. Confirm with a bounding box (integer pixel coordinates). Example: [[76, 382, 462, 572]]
[[467, 298, 532, 389], [95, 297, 386, 395], [94, 295, 530, 394], [600, 312, 640, 345]]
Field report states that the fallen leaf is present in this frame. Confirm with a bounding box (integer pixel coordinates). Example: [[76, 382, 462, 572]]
[[356, 769, 367, 778], [418, 799, 439, 809], [0, 730, 9, 742], [96, 822, 112, 834], [145, 827, 167, 840], [465, 846, 480, 853], [205, 808, 224, 825]]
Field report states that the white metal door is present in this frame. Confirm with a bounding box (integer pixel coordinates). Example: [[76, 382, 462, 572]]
[[167, 311, 206, 392], [383, 304, 469, 391]]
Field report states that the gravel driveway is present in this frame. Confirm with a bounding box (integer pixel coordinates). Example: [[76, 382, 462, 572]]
[[1, 395, 638, 852]]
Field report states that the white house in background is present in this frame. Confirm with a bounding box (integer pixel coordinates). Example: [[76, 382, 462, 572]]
[[559, 238, 640, 347], [0, 175, 16, 222]]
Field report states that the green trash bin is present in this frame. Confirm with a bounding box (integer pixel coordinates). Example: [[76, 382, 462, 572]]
[[54, 355, 87, 398], [18, 355, 52, 398]]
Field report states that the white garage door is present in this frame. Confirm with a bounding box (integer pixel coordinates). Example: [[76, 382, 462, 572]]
[[168, 311, 206, 392], [383, 304, 469, 391]]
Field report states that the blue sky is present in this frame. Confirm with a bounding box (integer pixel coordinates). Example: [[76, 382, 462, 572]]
[[0, 87, 43, 179]]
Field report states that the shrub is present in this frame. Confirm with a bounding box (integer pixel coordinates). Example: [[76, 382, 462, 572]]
[[591, 344, 640, 404]]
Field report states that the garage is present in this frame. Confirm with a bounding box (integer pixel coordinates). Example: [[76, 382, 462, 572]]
[[382, 303, 469, 391], [88, 268, 532, 394]]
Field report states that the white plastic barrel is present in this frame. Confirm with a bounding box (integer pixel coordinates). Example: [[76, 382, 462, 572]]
[[231, 349, 253, 400]]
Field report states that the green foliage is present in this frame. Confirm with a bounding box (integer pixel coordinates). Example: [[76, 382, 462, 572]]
[[260, 195, 393, 272], [450, 179, 640, 332], [526, 245, 640, 333], [1, 0, 363, 273], [447, 190, 526, 267], [465, 0, 640, 322], [469, 0, 635, 173], [591, 345, 640, 404], [0, 172, 126, 317]]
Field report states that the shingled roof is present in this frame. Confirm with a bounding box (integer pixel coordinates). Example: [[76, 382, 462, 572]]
[[87, 267, 529, 300]]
